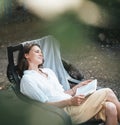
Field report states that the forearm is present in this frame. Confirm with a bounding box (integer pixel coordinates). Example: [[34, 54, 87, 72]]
[[65, 88, 76, 96], [64, 81, 85, 96], [47, 95, 85, 108], [64, 82, 85, 96], [47, 99, 71, 108], [64, 83, 85, 96], [66, 80, 92, 96]]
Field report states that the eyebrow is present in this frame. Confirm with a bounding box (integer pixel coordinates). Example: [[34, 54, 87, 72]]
[[31, 48, 42, 53]]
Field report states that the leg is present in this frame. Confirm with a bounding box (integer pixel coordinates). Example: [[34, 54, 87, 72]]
[[105, 102, 118, 125], [105, 88, 120, 122]]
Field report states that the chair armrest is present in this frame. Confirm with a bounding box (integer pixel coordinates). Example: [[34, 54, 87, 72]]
[[0, 90, 72, 125]]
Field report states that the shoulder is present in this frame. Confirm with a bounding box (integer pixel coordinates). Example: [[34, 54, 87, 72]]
[[22, 70, 35, 77], [42, 68, 57, 77], [42, 68, 54, 73], [21, 70, 36, 83]]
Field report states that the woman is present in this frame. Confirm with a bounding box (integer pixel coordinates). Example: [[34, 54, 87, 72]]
[[18, 43, 120, 125]]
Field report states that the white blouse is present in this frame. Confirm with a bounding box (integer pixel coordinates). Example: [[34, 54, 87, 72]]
[[20, 68, 71, 102]]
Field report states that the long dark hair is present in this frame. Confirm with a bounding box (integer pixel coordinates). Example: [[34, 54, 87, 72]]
[[17, 43, 43, 77]]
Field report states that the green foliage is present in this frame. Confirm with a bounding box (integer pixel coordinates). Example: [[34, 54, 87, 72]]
[[92, 0, 120, 8]]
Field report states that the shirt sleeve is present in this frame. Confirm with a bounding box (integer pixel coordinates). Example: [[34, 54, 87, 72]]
[[20, 76, 49, 103]]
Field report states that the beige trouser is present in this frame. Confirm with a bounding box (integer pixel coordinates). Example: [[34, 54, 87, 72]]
[[63, 88, 109, 124]]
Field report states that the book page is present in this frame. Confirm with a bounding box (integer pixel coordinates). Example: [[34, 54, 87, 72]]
[[75, 79, 97, 97]]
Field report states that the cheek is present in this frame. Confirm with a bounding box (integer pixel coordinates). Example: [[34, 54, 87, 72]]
[[34, 56, 43, 64], [27, 54, 35, 61]]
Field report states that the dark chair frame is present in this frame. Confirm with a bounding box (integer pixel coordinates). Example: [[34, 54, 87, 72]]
[[7, 42, 103, 125]]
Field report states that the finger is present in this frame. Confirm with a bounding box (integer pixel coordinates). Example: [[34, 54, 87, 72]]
[[85, 79, 92, 83], [78, 95, 86, 99]]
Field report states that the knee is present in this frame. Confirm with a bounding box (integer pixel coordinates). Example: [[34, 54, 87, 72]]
[[105, 102, 117, 117], [105, 88, 117, 100], [105, 88, 113, 94]]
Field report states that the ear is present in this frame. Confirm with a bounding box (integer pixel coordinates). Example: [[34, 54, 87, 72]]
[[24, 53, 29, 59]]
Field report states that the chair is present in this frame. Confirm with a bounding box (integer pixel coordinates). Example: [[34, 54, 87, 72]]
[[7, 35, 103, 125]]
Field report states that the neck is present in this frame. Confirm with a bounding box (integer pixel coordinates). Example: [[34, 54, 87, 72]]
[[28, 63, 39, 71], [29, 64, 48, 78]]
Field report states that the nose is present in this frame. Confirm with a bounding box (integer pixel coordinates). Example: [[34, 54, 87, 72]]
[[39, 52, 43, 57]]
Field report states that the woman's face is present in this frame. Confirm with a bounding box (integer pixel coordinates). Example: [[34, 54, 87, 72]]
[[25, 45, 44, 66]]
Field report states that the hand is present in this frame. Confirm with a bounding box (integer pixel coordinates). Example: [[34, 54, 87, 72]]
[[80, 79, 92, 86], [69, 95, 85, 106], [72, 80, 92, 93]]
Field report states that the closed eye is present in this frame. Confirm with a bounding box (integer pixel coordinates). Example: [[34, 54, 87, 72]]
[[34, 50, 43, 56], [34, 50, 40, 53]]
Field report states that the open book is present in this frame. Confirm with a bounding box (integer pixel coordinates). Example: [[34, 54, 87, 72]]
[[75, 79, 97, 97]]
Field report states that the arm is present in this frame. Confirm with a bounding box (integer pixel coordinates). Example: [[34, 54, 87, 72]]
[[65, 80, 93, 96], [47, 95, 85, 108], [20, 77, 49, 103]]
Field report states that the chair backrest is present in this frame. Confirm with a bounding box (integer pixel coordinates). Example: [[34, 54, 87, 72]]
[[7, 44, 23, 93]]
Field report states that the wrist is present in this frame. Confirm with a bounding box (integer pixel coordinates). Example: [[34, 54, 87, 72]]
[[71, 88, 76, 96], [68, 98, 72, 106]]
